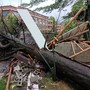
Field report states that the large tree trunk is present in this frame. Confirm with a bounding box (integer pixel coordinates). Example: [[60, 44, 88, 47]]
[[1, 33, 90, 90], [39, 50, 90, 89]]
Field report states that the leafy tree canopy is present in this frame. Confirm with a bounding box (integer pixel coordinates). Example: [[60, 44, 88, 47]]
[[49, 16, 56, 31], [72, 0, 87, 15], [21, 0, 73, 12], [4, 14, 20, 36], [62, 0, 87, 20], [63, 19, 76, 32]]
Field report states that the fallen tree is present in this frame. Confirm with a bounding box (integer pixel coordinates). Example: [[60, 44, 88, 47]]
[[0, 33, 90, 90]]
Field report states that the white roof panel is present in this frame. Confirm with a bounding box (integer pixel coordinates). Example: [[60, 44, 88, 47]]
[[17, 9, 46, 49]]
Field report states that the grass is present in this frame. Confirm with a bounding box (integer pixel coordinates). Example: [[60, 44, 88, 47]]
[[10, 86, 18, 90], [40, 74, 76, 90], [0, 77, 6, 90], [40, 76, 53, 90], [0, 73, 75, 90], [0, 76, 17, 90]]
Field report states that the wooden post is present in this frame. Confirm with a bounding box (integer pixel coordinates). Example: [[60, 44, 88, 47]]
[[5, 60, 17, 90], [5, 66, 12, 90]]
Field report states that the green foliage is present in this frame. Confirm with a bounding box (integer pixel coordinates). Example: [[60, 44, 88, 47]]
[[0, 19, 5, 32], [63, 15, 71, 20], [88, 0, 90, 5], [21, 0, 47, 7], [63, 19, 76, 32], [40, 74, 76, 90], [4, 14, 19, 35], [0, 77, 17, 90], [63, 0, 88, 19], [40, 75, 53, 90], [50, 33, 55, 40], [50, 16, 55, 22], [21, 0, 73, 12], [0, 77, 6, 90], [49, 16, 56, 31], [35, 2, 62, 12], [72, 0, 87, 15]]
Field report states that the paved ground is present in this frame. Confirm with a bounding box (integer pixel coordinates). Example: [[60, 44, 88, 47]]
[[0, 60, 11, 79], [0, 61, 10, 73]]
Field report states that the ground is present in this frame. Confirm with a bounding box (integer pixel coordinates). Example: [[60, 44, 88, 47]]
[[0, 75, 75, 90]]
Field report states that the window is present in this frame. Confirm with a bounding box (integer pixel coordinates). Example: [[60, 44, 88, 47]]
[[3, 10, 9, 16]]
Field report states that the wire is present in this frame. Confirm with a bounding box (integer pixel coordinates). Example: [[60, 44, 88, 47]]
[[38, 51, 52, 71], [56, 0, 74, 24]]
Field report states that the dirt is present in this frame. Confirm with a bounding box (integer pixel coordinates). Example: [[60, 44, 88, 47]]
[[40, 76, 75, 90]]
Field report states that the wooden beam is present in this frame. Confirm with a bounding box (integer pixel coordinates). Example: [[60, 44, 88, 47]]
[[80, 42, 90, 47], [5, 65, 13, 90], [5, 60, 17, 90], [71, 42, 76, 55], [60, 29, 89, 42], [74, 20, 82, 32], [74, 41, 84, 51], [70, 47, 90, 58]]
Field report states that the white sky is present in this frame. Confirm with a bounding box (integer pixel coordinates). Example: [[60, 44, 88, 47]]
[[0, 0, 30, 6], [0, 0, 55, 6], [0, 0, 74, 22]]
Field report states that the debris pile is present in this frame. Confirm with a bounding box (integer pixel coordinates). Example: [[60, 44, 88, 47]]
[[5, 51, 45, 90], [0, 7, 90, 90]]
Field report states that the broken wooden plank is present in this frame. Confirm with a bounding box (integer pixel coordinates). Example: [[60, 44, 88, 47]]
[[59, 29, 89, 42], [15, 52, 31, 65], [58, 22, 89, 42], [5, 59, 16, 90], [5, 66, 12, 90]]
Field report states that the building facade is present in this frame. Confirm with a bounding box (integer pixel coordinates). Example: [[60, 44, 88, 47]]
[[56, 24, 64, 32], [0, 5, 53, 31]]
